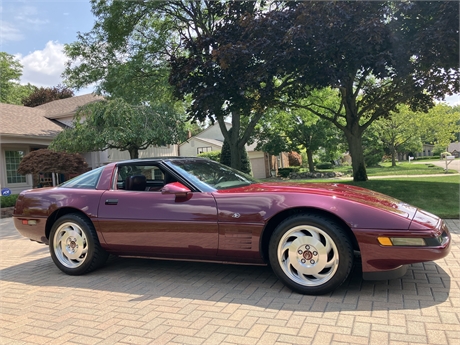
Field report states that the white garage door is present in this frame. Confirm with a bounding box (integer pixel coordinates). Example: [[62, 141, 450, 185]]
[[250, 157, 266, 179]]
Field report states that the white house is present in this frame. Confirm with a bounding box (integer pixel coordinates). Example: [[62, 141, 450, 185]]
[[0, 94, 178, 194], [179, 122, 289, 179], [448, 142, 460, 158]]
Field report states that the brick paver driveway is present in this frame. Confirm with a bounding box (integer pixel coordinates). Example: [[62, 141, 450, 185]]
[[1, 217, 459, 345]]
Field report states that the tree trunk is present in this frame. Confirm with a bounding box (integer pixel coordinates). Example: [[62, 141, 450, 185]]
[[128, 147, 139, 159], [391, 144, 396, 167], [230, 141, 242, 171], [344, 130, 368, 181], [306, 148, 315, 172], [340, 81, 368, 182]]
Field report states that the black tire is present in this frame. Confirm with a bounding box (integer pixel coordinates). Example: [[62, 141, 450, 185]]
[[269, 213, 353, 295], [49, 213, 108, 275]]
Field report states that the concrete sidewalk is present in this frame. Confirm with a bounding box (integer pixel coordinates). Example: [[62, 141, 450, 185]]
[[0, 217, 459, 345]]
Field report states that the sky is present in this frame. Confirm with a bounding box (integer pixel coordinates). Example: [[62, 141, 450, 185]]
[[1, 0, 95, 95], [1, 0, 459, 105]]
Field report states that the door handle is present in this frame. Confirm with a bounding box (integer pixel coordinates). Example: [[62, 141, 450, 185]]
[[105, 199, 118, 205]]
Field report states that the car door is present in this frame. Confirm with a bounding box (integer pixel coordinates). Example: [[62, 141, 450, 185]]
[[96, 164, 219, 259]]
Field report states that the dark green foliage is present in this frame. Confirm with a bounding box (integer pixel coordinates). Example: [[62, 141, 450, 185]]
[[50, 98, 185, 159], [0, 194, 18, 208], [220, 137, 232, 167], [316, 162, 333, 170], [278, 167, 301, 178], [220, 128, 251, 174], [198, 151, 221, 162], [244, 1, 459, 181], [240, 147, 251, 175]]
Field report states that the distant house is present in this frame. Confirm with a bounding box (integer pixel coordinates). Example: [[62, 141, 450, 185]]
[[179, 122, 289, 179], [0, 103, 63, 194], [0, 94, 178, 194], [448, 142, 460, 158]]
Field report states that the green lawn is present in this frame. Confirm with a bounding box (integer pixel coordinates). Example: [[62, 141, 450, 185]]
[[285, 175, 459, 219], [314, 161, 456, 176]]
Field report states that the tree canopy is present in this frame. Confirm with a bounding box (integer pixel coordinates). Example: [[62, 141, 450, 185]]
[[62, 1, 459, 178], [245, 1, 459, 180], [372, 105, 423, 166], [63, 1, 273, 171], [17, 149, 88, 176], [50, 98, 186, 159], [22, 85, 74, 107], [255, 90, 345, 172], [0, 52, 35, 105]]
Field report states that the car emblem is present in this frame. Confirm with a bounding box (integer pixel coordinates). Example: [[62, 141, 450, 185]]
[[232, 213, 241, 218]]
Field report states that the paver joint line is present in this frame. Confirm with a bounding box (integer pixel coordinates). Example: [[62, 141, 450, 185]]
[[0, 217, 459, 345]]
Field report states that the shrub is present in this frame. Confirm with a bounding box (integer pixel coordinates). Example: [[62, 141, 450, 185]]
[[1, 194, 18, 208], [198, 151, 221, 162], [288, 152, 302, 166], [278, 167, 300, 178], [220, 128, 251, 174], [316, 162, 333, 169]]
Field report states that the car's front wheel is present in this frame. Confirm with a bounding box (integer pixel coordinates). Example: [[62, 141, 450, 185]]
[[269, 214, 353, 295], [49, 214, 108, 275]]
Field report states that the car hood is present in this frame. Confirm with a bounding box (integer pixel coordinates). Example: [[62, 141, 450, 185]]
[[218, 182, 419, 220]]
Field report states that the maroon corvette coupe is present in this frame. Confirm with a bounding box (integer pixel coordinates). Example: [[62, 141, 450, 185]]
[[14, 158, 451, 294]]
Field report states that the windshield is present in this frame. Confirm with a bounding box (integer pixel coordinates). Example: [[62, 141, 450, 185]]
[[59, 166, 104, 189], [167, 159, 257, 191]]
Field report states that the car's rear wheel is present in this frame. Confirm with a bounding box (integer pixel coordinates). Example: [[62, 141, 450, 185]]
[[269, 214, 353, 295], [49, 214, 108, 275]]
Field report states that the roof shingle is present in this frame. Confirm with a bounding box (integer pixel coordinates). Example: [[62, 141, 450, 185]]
[[0, 103, 63, 137], [35, 94, 104, 118]]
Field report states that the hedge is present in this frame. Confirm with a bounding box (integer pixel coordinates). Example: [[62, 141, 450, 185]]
[[1, 194, 18, 208], [278, 167, 301, 178]]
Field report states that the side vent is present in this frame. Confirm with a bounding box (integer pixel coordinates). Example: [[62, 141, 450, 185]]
[[222, 230, 252, 250]]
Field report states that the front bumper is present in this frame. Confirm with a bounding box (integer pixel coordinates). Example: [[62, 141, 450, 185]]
[[354, 219, 451, 280]]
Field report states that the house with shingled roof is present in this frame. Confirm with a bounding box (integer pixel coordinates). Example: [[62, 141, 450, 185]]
[[179, 122, 289, 179], [1, 94, 178, 194]]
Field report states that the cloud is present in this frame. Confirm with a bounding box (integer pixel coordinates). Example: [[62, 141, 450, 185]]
[[0, 22, 24, 42], [18, 41, 67, 87], [0, 4, 48, 43], [444, 94, 460, 106], [14, 5, 48, 26]]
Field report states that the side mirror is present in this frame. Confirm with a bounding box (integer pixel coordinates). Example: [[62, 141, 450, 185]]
[[161, 182, 191, 197]]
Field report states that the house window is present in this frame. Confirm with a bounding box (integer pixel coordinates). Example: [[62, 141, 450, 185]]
[[5, 150, 26, 184], [197, 147, 212, 154]]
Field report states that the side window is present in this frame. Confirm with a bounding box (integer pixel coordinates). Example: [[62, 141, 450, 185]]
[[117, 165, 165, 191]]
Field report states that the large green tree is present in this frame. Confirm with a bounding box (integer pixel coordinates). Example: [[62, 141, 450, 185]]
[[62, 1, 459, 178], [255, 90, 345, 173], [0, 52, 35, 105], [50, 98, 186, 159], [240, 1, 459, 180], [419, 104, 460, 152], [373, 105, 423, 166], [63, 1, 273, 171]]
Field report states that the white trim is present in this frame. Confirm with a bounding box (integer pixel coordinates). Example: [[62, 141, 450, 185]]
[[0, 146, 33, 191]]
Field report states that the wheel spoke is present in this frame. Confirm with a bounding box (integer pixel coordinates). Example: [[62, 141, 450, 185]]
[[308, 229, 321, 241]]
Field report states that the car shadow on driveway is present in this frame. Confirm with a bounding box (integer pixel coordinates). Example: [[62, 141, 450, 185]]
[[0, 254, 450, 313]]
